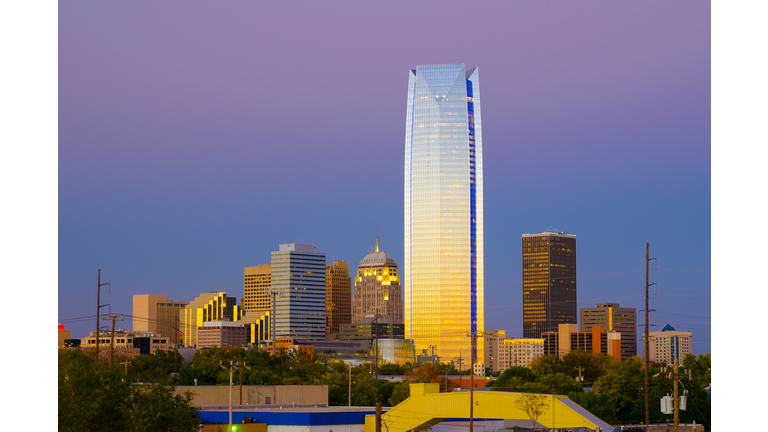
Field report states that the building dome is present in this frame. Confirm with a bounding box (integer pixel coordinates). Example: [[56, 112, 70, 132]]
[[358, 250, 397, 268]]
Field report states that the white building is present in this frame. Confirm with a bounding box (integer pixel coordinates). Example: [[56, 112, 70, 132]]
[[643, 324, 692, 364], [271, 243, 327, 340], [499, 338, 545, 369]]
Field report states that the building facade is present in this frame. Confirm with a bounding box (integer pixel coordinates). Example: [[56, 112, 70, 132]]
[[181, 292, 238, 348], [339, 314, 404, 350], [243, 264, 272, 312], [580, 302, 636, 361], [81, 330, 176, 358], [522, 232, 577, 338], [353, 238, 403, 324], [271, 243, 326, 340], [483, 330, 506, 374], [326, 261, 352, 340], [133, 294, 188, 346], [197, 320, 249, 349], [542, 323, 621, 362], [500, 338, 545, 369], [643, 324, 692, 364], [404, 64, 484, 366]]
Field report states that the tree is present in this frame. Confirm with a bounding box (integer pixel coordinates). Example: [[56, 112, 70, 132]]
[[529, 354, 565, 377], [515, 393, 549, 429], [59, 349, 200, 432]]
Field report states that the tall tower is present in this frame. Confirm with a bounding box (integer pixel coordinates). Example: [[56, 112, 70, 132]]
[[522, 232, 577, 338], [325, 261, 351, 340], [404, 64, 484, 366], [271, 243, 326, 340], [353, 237, 403, 324]]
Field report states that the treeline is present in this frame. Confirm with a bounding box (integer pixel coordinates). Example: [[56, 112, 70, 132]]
[[486, 350, 711, 430]]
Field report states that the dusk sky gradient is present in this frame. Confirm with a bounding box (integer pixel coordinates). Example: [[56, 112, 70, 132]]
[[58, 1, 711, 355]]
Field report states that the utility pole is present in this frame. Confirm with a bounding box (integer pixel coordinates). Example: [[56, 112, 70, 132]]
[[375, 402, 382, 432], [103, 314, 123, 367], [95, 270, 110, 362], [645, 242, 650, 426], [239, 362, 244, 406], [662, 357, 691, 432], [575, 365, 584, 384], [445, 360, 454, 392], [457, 352, 463, 388], [120, 360, 130, 374], [270, 289, 278, 356], [348, 362, 352, 407]]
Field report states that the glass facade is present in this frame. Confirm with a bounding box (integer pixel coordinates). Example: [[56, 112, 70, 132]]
[[271, 243, 326, 341], [404, 64, 484, 366], [522, 233, 577, 338]]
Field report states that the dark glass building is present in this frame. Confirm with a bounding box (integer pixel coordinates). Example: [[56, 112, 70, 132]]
[[522, 232, 577, 338]]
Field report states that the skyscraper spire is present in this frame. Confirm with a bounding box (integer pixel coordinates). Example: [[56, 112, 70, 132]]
[[376, 223, 379, 253]]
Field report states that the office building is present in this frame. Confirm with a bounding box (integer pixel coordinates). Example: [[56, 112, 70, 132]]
[[133, 294, 188, 346], [243, 264, 272, 312], [326, 261, 352, 340], [483, 330, 506, 374], [181, 292, 238, 348], [81, 329, 176, 358], [353, 237, 403, 324], [271, 243, 326, 340], [542, 323, 621, 362], [522, 232, 577, 338], [580, 302, 636, 361], [500, 338, 545, 369], [197, 320, 249, 349], [643, 324, 692, 364], [404, 64, 484, 366]]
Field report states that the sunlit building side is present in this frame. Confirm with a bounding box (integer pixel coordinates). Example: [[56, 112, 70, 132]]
[[404, 64, 484, 366]]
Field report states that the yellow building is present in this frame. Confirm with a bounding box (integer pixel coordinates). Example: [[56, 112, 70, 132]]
[[326, 261, 351, 340], [243, 264, 271, 312], [353, 237, 403, 324], [181, 292, 238, 348]]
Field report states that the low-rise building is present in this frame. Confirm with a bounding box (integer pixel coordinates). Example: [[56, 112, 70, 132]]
[[198, 320, 249, 348], [500, 338, 545, 368], [483, 330, 506, 374], [80, 329, 176, 359]]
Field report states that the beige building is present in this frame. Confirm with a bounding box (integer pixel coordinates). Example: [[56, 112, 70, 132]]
[[80, 329, 176, 359], [581, 302, 636, 361], [133, 294, 188, 346], [643, 324, 692, 364], [244, 264, 272, 312], [58, 325, 71, 347], [197, 320, 249, 349], [353, 237, 403, 324], [499, 338, 545, 369], [326, 261, 351, 340], [174, 385, 328, 407], [543, 323, 622, 362], [483, 330, 506, 373], [181, 292, 239, 348]]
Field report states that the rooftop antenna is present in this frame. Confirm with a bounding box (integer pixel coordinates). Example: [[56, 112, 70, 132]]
[[376, 223, 379, 252]]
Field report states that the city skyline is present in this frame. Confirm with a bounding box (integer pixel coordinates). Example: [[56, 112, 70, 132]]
[[58, 2, 711, 356]]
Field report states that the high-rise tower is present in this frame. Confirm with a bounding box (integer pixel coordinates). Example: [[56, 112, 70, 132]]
[[326, 261, 351, 340], [271, 243, 326, 340], [404, 64, 484, 367], [353, 237, 403, 324], [522, 232, 577, 338]]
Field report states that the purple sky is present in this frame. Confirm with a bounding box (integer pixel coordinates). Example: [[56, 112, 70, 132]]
[[59, 1, 711, 355]]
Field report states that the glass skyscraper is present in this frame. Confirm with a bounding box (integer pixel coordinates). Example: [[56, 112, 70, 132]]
[[404, 64, 484, 367]]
